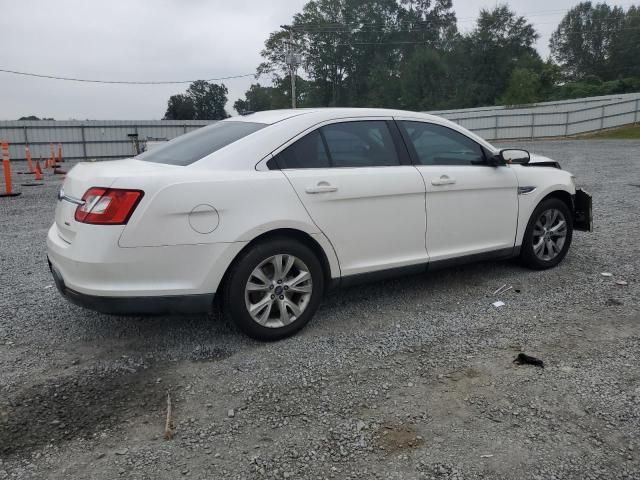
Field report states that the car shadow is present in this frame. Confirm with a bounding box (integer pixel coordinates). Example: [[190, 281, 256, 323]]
[[64, 257, 528, 362]]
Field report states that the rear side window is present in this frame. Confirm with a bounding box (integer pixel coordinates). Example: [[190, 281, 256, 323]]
[[322, 121, 399, 167], [273, 120, 399, 169], [274, 130, 330, 169], [137, 121, 265, 166], [400, 121, 485, 166]]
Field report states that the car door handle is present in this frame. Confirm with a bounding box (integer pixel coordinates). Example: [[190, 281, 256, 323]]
[[431, 175, 456, 186], [305, 182, 338, 194]]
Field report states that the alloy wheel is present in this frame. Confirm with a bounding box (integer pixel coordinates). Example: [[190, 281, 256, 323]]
[[244, 254, 313, 328], [532, 208, 567, 261]]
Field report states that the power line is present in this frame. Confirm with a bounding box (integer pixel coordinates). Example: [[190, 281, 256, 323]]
[[291, 24, 640, 39], [0, 68, 256, 84]]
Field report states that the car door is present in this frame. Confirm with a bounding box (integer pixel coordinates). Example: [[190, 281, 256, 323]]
[[396, 119, 518, 262], [273, 119, 427, 277]]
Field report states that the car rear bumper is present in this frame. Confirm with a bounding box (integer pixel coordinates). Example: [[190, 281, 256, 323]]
[[574, 188, 592, 232], [48, 258, 214, 314], [46, 222, 247, 314]]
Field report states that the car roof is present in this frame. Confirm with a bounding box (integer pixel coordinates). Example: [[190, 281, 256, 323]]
[[193, 107, 497, 171], [229, 108, 446, 125]]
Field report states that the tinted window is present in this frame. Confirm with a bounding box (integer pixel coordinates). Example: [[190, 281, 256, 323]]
[[274, 130, 330, 169], [401, 121, 485, 166], [321, 121, 399, 167], [137, 121, 265, 166]]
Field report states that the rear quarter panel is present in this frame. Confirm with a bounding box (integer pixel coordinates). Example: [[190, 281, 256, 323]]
[[116, 170, 321, 247]]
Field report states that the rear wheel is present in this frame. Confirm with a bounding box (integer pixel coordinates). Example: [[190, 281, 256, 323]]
[[520, 197, 573, 270], [223, 237, 324, 340]]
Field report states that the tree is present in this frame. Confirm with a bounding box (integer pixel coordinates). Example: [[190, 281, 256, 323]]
[[550, 2, 625, 80], [233, 83, 276, 114], [609, 6, 640, 78], [186, 81, 230, 120], [499, 67, 541, 106], [163, 81, 229, 120], [399, 48, 448, 110], [18, 115, 41, 121], [258, 0, 457, 107], [461, 5, 540, 107], [164, 94, 195, 120]]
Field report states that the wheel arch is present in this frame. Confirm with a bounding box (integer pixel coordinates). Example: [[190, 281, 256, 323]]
[[540, 189, 573, 212], [516, 185, 574, 247], [217, 228, 339, 299]]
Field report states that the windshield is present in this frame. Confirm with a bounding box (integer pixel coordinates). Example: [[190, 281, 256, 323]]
[[137, 121, 265, 166]]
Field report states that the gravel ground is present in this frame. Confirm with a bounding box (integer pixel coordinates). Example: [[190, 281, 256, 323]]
[[0, 139, 638, 479]]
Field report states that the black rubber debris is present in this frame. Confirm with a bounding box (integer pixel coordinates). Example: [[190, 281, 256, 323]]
[[513, 353, 544, 369]]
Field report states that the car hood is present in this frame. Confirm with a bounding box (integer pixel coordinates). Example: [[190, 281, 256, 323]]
[[528, 153, 555, 164]]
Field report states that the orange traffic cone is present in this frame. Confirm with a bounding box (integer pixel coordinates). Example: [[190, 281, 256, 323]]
[[18, 146, 36, 175], [26, 146, 35, 173], [1, 142, 21, 197], [21, 151, 44, 187], [57, 143, 64, 163], [35, 160, 43, 180]]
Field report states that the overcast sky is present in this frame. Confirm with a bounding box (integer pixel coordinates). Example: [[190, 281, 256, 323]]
[[0, 0, 630, 120]]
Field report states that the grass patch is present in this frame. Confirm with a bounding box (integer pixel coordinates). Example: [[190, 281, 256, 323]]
[[581, 123, 640, 139]]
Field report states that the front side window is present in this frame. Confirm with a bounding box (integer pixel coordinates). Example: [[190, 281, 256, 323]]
[[400, 121, 486, 166], [137, 121, 265, 166], [273, 120, 400, 169]]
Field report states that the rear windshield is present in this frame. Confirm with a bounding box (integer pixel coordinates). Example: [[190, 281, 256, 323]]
[[137, 121, 265, 166]]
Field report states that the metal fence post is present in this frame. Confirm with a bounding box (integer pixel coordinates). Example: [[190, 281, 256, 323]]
[[531, 113, 535, 139], [635, 98, 639, 124], [183, 124, 187, 134], [564, 111, 569, 136], [494, 115, 498, 141], [23, 126, 29, 160], [600, 106, 605, 130], [80, 125, 88, 161]]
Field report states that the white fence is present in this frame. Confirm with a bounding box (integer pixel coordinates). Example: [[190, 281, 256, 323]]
[[1, 93, 639, 162], [430, 92, 640, 141], [0, 120, 213, 162]]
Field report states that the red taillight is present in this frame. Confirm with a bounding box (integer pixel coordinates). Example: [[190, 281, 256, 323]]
[[75, 187, 144, 225]]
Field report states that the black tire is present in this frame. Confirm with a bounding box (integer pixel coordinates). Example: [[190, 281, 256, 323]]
[[222, 237, 324, 340], [520, 197, 573, 270]]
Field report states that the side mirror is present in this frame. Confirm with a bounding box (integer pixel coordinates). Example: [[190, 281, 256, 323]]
[[500, 148, 530, 164], [486, 154, 506, 167]]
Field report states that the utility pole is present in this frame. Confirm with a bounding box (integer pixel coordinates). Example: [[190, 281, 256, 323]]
[[281, 25, 300, 109]]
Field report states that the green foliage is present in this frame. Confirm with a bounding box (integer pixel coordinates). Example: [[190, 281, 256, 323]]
[[164, 81, 229, 120], [236, 1, 640, 112], [164, 94, 195, 120], [581, 123, 640, 139], [233, 83, 274, 114], [609, 6, 640, 78], [549, 76, 640, 100], [499, 68, 541, 106], [550, 2, 626, 80]]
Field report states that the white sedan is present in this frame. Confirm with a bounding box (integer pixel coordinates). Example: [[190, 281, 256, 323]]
[[47, 108, 592, 339]]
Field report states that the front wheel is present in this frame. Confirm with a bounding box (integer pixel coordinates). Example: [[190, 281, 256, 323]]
[[520, 197, 573, 270], [222, 237, 324, 340]]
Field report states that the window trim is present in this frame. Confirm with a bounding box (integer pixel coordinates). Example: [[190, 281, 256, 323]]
[[264, 117, 412, 170], [396, 119, 491, 167]]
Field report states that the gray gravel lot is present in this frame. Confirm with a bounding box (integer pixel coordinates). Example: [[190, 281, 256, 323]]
[[0, 139, 639, 479]]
